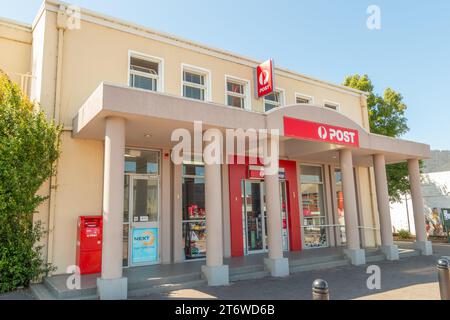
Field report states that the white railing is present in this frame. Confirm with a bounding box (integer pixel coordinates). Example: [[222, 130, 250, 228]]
[[3, 71, 33, 97]]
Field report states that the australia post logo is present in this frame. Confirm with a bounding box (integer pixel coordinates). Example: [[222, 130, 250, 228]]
[[256, 59, 274, 98], [284, 117, 360, 147]]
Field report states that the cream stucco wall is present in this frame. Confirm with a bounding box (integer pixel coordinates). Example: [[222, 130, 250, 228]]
[[0, 2, 382, 273], [50, 132, 104, 272], [47, 10, 366, 129], [0, 19, 32, 92]]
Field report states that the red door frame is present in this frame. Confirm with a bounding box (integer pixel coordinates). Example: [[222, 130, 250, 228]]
[[228, 157, 301, 257]]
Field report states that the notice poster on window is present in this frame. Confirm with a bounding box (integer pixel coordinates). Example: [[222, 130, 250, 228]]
[[132, 228, 158, 264]]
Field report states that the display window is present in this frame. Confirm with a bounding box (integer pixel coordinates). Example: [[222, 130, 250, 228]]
[[300, 165, 328, 248], [182, 164, 206, 260], [334, 168, 347, 244]]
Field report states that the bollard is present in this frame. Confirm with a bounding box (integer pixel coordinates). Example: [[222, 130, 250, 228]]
[[312, 279, 329, 300], [437, 258, 450, 300]]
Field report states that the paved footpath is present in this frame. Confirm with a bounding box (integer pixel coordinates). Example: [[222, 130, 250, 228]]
[[1, 242, 449, 300], [134, 242, 449, 300]]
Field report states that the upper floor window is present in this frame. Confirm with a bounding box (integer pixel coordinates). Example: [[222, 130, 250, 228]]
[[129, 52, 163, 92], [323, 100, 340, 111], [226, 77, 250, 110], [264, 90, 284, 112], [295, 93, 314, 104], [182, 65, 210, 101]]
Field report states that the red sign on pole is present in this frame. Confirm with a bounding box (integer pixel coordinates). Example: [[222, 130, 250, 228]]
[[256, 59, 274, 98], [283, 116, 360, 147]]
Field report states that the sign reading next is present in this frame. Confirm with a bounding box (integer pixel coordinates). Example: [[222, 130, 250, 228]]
[[283, 117, 360, 147], [256, 59, 274, 98]]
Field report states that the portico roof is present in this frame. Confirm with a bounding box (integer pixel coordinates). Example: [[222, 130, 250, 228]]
[[73, 83, 430, 166]]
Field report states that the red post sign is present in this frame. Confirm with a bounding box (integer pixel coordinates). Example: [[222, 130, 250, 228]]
[[283, 116, 360, 147], [256, 59, 274, 97]]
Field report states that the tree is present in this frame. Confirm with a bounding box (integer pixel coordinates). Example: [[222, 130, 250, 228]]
[[0, 71, 61, 293], [343, 74, 412, 202]]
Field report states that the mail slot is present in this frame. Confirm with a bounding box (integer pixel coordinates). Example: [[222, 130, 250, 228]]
[[76, 216, 102, 275]]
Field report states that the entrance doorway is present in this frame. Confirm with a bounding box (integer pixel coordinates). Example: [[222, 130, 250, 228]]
[[123, 148, 161, 267], [241, 180, 289, 254], [128, 175, 160, 266]]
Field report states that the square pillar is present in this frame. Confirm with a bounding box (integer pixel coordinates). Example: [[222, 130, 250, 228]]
[[373, 154, 398, 260], [340, 149, 365, 265], [263, 136, 289, 277], [408, 159, 432, 256], [97, 117, 127, 300]]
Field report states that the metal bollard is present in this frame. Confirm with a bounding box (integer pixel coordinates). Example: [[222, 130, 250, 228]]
[[437, 258, 450, 300], [312, 279, 329, 300]]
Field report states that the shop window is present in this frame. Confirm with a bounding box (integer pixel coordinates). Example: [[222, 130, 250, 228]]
[[182, 164, 206, 260], [334, 168, 360, 245], [226, 78, 248, 109], [334, 169, 346, 244], [264, 90, 283, 112], [182, 66, 209, 101], [129, 54, 162, 92], [300, 165, 328, 248]]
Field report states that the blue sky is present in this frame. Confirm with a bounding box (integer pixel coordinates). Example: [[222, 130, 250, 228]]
[[2, 0, 449, 150]]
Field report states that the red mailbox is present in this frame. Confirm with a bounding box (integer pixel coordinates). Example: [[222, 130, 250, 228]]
[[76, 216, 103, 275]]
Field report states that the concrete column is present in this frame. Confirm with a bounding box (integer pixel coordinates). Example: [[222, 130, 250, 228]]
[[263, 137, 289, 277], [408, 159, 432, 255], [97, 117, 127, 300], [201, 140, 229, 286], [160, 150, 171, 264], [172, 164, 184, 263], [373, 154, 399, 260], [221, 164, 231, 258], [340, 149, 365, 265]]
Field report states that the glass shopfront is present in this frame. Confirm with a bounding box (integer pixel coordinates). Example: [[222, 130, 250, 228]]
[[300, 165, 328, 248], [123, 148, 160, 267], [334, 168, 346, 244], [241, 178, 290, 254], [182, 164, 206, 260], [242, 180, 267, 254]]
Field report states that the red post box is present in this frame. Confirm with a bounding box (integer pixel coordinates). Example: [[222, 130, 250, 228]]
[[76, 216, 103, 275]]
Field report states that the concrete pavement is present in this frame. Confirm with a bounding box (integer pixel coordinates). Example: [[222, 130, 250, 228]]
[[1, 242, 449, 300]]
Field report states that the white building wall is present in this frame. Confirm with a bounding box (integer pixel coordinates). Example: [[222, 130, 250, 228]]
[[390, 171, 450, 235]]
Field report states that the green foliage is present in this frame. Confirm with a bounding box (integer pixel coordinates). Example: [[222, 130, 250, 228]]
[[0, 71, 61, 293], [397, 229, 412, 240], [343, 74, 412, 202]]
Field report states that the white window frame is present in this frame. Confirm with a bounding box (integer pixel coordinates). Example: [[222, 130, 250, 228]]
[[323, 100, 340, 111], [224, 75, 251, 111], [181, 63, 212, 102], [295, 92, 314, 105], [263, 88, 285, 112], [128, 50, 164, 93]]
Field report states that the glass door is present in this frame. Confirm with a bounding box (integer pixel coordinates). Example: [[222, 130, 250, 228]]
[[300, 165, 329, 249], [242, 180, 267, 254], [280, 181, 290, 251], [129, 175, 160, 266]]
